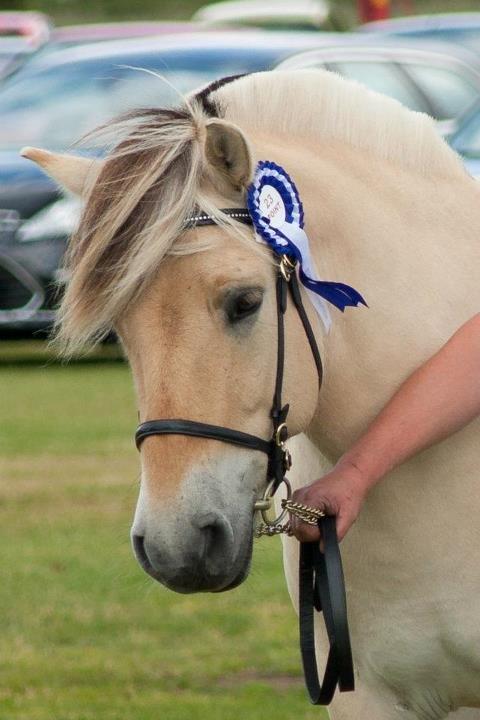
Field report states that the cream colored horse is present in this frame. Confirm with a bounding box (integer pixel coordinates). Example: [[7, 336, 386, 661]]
[[23, 70, 480, 719]]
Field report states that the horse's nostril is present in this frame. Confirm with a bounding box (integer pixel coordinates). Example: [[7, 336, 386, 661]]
[[195, 512, 234, 572], [132, 534, 153, 573]]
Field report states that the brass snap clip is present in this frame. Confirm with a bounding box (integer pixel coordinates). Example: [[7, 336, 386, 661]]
[[275, 422, 292, 474], [279, 255, 297, 282]]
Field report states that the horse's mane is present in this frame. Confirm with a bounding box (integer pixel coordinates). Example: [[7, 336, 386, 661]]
[[211, 70, 465, 178], [55, 69, 465, 354]]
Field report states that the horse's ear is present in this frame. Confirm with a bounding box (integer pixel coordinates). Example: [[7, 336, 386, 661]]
[[204, 119, 253, 196], [20, 147, 102, 197]]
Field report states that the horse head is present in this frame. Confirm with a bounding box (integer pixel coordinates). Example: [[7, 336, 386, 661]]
[[23, 105, 321, 593]]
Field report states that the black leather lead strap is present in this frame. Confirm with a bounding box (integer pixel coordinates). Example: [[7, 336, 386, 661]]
[[299, 517, 355, 705]]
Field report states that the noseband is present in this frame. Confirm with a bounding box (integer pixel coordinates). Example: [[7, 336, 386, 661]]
[[134, 208, 354, 705]]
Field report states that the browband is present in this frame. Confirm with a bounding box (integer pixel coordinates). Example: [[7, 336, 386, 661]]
[[184, 208, 253, 227]]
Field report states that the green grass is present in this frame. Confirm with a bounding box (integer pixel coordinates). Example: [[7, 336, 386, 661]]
[[0, 341, 326, 720]]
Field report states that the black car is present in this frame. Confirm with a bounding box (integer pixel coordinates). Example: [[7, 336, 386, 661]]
[[0, 29, 344, 333]]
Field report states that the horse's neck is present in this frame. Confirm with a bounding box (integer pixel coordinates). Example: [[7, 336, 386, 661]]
[[254, 134, 480, 458]]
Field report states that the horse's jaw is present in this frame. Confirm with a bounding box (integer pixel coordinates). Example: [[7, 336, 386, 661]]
[[130, 449, 264, 593]]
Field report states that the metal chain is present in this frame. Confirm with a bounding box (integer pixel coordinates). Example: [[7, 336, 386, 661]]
[[255, 500, 325, 538], [254, 522, 291, 538], [282, 499, 325, 525]]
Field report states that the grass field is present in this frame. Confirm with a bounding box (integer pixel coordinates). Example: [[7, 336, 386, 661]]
[[0, 341, 327, 720]]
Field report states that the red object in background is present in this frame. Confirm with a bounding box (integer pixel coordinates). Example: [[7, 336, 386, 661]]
[[0, 11, 51, 48], [358, 0, 391, 23]]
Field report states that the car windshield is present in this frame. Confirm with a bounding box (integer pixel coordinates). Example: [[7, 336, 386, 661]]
[[0, 47, 279, 151], [328, 60, 430, 114], [451, 107, 480, 158], [404, 63, 479, 120], [392, 28, 480, 54], [0, 51, 15, 67], [0, 38, 28, 66]]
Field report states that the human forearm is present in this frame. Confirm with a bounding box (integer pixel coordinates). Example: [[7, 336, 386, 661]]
[[343, 313, 480, 490], [289, 314, 480, 543]]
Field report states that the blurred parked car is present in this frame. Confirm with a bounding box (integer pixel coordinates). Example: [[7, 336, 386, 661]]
[[1, 20, 231, 79], [276, 44, 480, 135], [0, 38, 30, 77], [0, 11, 51, 78], [359, 13, 480, 55], [50, 21, 216, 47], [192, 0, 340, 30], [0, 30, 336, 333], [448, 99, 480, 177]]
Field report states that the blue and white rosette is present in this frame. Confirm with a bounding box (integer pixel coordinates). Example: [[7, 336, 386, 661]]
[[247, 161, 366, 331]]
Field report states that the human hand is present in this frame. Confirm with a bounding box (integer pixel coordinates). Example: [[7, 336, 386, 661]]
[[287, 460, 368, 545]]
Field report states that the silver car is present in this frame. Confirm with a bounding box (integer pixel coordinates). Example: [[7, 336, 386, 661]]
[[276, 44, 480, 136]]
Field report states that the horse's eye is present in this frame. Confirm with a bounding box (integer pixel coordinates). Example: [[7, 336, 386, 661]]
[[225, 288, 263, 324]]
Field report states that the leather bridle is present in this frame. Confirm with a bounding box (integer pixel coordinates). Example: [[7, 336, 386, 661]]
[[134, 208, 354, 705], [135, 208, 319, 492]]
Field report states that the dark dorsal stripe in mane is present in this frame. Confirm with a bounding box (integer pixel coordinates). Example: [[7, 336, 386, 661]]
[[195, 73, 249, 117]]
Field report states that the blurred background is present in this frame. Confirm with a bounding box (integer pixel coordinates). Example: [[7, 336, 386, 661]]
[[1, 1, 479, 718]]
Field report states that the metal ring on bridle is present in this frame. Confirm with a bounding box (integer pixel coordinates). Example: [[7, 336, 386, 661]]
[[254, 476, 292, 526], [275, 422, 288, 446]]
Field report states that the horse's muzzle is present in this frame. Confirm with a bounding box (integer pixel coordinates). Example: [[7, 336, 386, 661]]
[[131, 512, 251, 593]]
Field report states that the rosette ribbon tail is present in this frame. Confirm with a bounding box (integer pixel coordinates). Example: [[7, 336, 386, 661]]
[[298, 268, 368, 312]]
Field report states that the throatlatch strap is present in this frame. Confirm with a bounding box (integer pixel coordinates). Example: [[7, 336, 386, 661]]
[[299, 517, 354, 704], [289, 270, 323, 385]]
